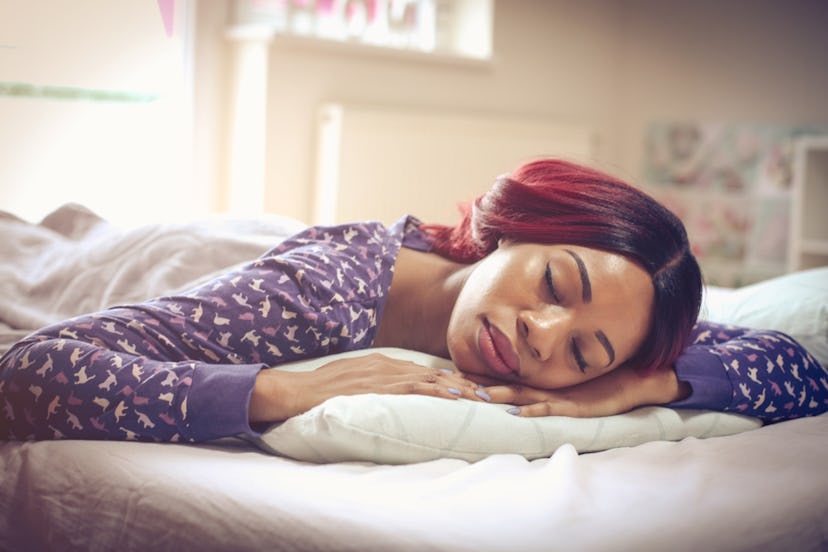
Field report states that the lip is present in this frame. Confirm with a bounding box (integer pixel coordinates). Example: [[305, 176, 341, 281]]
[[478, 319, 521, 377]]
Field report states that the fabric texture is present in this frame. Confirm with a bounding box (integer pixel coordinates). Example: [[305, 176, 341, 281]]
[[0, 203, 306, 354], [702, 267, 828, 367], [4, 413, 828, 551], [251, 347, 761, 463]]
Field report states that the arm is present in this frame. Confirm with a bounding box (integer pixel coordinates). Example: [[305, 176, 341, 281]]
[[0, 333, 261, 442], [1, 335, 484, 442], [670, 321, 828, 421], [482, 321, 828, 421]]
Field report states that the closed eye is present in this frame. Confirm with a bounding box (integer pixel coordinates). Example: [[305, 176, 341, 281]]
[[544, 263, 562, 303], [572, 339, 588, 374]]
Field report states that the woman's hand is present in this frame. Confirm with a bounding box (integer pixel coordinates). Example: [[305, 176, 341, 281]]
[[249, 352, 488, 423], [480, 364, 691, 418]]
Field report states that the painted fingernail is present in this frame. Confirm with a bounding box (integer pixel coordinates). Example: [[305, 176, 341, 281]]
[[475, 389, 492, 402], [507, 407, 521, 415], [438, 368, 455, 375], [448, 387, 462, 396]]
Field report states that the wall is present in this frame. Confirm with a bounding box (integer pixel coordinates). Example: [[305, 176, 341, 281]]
[[3, 1, 826, 228], [197, 0, 828, 224], [214, 0, 626, 222], [614, 0, 828, 284], [615, 0, 828, 179], [0, 0, 196, 225], [193, 0, 231, 213]]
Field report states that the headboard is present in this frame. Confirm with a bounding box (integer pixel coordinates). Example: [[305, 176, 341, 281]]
[[313, 103, 596, 226]]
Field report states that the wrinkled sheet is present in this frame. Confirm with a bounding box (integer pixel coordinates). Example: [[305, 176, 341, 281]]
[[0, 203, 306, 354], [2, 415, 828, 552], [2, 205, 827, 551]]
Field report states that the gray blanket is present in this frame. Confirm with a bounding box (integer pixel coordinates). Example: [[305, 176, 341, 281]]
[[0, 203, 305, 354]]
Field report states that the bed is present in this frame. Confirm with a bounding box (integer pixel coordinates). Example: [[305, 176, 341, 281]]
[[2, 204, 827, 552]]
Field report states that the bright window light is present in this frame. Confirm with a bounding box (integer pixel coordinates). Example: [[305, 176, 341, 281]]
[[232, 0, 493, 60]]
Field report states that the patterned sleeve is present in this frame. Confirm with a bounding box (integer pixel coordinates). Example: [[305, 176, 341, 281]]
[[0, 221, 397, 442], [0, 328, 261, 442], [670, 320, 828, 422]]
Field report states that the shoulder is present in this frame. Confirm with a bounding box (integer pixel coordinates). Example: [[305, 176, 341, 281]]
[[268, 220, 392, 255]]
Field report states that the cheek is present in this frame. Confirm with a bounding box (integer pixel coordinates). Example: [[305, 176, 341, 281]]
[[446, 304, 472, 355], [445, 303, 486, 376]]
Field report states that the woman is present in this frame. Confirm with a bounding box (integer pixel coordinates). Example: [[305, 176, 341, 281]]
[[1, 159, 825, 442]]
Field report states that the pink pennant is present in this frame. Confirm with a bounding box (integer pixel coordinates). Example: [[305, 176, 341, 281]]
[[157, 0, 175, 38]]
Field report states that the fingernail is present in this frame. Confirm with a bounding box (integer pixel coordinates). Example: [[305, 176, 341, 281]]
[[475, 389, 492, 402], [448, 387, 462, 396], [507, 407, 521, 415], [438, 368, 455, 375]]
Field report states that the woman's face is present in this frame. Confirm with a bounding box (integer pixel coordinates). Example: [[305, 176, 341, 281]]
[[446, 241, 654, 389]]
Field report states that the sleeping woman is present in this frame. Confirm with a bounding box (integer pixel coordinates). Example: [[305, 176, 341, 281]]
[[1, 159, 825, 442]]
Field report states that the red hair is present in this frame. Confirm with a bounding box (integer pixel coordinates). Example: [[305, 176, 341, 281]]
[[424, 159, 703, 374]]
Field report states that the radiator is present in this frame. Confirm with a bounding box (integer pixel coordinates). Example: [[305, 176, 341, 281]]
[[313, 102, 596, 225]]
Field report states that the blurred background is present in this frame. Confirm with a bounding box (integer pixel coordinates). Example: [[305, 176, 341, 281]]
[[1, 0, 827, 286]]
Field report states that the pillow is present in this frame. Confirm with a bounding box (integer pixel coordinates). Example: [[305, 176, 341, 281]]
[[701, 267, 828, 368], [247, 348, 761, 464]]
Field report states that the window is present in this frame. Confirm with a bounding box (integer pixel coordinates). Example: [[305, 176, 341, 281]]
[[232, 0, 493, 60]]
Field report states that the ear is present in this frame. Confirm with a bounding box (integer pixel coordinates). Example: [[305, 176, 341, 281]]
[[497, 236, 514, 248]]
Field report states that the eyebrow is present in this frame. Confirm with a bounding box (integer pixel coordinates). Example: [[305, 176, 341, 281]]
[[564, 249, 592, 303], [595, 330, 616, 367], [563, 249, 614, 367]]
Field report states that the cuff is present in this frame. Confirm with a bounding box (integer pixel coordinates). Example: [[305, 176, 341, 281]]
[[668, 347, 734, 410], [187, 363, 263, 441]]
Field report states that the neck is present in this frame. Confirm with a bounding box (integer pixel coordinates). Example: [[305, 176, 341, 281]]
[[373, 247, 472, 357]]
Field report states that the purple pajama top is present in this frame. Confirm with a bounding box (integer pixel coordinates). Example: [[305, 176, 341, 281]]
[[1, 216, 826, 442]]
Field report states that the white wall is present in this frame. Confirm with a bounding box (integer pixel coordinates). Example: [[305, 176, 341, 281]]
[[615, 0, 828, 180], [196, 0, 828, 224], [0, 0, 195, 225], [3, 0, 827, 226], [201, 0, 625, 222]]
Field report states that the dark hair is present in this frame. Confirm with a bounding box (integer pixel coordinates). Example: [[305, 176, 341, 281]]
[[423, 158, 703, 373]]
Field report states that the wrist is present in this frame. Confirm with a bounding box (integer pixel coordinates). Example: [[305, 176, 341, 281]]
[[656, 364, 689, 403], [249, 370, 300, 423]]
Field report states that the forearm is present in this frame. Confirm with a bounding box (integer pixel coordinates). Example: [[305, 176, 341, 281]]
[[670, 322, 828, 421], [0, 336, 262, 442]]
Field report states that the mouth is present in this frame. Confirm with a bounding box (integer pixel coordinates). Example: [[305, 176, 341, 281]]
[[478, 319, 520, 377]]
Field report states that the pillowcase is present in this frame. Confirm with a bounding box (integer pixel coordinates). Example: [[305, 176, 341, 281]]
[[248, 348, 760, 464], [702, 267, 828, 368]]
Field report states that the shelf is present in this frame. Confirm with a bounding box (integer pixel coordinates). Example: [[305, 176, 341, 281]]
[[789, 137, 828, 271]]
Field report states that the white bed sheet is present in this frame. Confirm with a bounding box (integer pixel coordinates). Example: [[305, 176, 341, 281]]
[[2, 413, 827, 552]]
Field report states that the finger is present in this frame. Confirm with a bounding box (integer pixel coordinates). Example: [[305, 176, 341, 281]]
[[483, 385, 554, 406], [506, 401, 575, 418], [375, 360, 469, 385], [482, 385, 521, 404], [509, 399, 631, 418], [385, 371, 489, 402], [430, 368, 489, 401]]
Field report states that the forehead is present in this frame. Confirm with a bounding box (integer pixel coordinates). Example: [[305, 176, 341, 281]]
[[508, 242, 647, 279]]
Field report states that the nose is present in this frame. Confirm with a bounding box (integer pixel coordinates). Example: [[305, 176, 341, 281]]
[[518, 306, 571, 362]]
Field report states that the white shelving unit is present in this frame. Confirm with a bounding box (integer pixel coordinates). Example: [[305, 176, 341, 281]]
[[789, 136, 828, 271]]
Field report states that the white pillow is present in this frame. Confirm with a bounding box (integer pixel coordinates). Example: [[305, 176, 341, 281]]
[[702, 267, 828, 368], [248, 348, 760, 464]]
